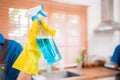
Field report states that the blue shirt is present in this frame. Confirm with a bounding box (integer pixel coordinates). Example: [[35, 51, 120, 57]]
[[0, 33, 23, 80], [111, 44, 120, 65]]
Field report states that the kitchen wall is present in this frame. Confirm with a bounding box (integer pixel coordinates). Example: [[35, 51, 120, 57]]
[[87, 0, 120, 60]]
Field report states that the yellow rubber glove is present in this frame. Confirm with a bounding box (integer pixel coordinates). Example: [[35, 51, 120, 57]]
[[40, 18, 56, 37], [12, 20, 41, 75]]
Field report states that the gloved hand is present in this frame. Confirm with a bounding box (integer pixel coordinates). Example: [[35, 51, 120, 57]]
[[13, 20, 41, 75]]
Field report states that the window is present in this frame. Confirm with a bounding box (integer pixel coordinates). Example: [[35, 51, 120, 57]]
[[8, 8, 29, 45], [49, 12, 82, 66]]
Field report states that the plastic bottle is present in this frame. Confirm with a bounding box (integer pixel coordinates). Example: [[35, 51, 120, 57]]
[[36, 37, 62, 64]]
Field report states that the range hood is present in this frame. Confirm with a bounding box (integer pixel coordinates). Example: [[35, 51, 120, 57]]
[[95, 0, 120, 31]]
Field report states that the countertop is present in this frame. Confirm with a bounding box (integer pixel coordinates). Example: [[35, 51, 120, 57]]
[[64, 67, 120, 80]]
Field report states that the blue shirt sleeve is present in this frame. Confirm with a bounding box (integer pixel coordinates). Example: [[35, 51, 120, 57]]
[[111, 44, 120, 65], [5, 40, 23, 80]]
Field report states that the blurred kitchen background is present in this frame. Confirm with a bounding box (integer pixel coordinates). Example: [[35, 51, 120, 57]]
[[1, 0, 120, 70]]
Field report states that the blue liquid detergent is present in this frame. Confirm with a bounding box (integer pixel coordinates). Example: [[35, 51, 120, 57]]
[[36, 37, 62, 64]]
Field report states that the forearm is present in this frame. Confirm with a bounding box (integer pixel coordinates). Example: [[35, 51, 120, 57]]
[[17, 71, 32, 80]]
